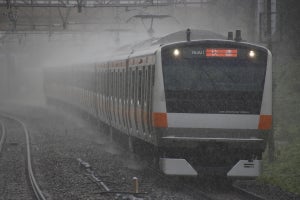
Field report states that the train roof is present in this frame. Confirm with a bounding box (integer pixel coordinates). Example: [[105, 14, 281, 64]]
[[154, 29, 226, 45], [113, 29, 227, 59], [129, 29, 226, 50]]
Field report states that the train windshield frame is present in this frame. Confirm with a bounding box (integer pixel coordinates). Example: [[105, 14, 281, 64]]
[[161, 41, 268, 114]]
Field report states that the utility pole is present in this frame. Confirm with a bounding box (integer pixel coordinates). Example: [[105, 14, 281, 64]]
[[266, 0, 272, 51], [266, 0, 275, 162]]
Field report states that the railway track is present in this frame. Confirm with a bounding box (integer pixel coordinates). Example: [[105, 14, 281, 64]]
[[0, 120, 6, 154], [0, 113, 46, 200], [232, 183, 266, 200], [0, 108, 270, 200], [146, 165, 268, 200]]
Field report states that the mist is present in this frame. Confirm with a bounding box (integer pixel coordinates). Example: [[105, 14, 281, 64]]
[[0, 2, 258, 107]]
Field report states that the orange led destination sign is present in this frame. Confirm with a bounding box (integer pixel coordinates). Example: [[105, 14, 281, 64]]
[[206, 48, 238, 57]]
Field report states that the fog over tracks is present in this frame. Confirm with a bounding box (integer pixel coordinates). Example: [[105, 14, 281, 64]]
[[0, 113, 45, 200]]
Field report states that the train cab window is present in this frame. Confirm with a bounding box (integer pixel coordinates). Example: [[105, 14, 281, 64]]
[[161, 44, 268, 114]]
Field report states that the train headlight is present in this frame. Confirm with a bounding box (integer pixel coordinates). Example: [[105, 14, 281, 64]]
[[173, 49, 180, 57], [249, 50, 256, 58]]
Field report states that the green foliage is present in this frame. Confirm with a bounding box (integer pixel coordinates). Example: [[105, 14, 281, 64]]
[[261, 138, 300, 194], [261, 59, 300, 194], [273, 59, 300, 142]]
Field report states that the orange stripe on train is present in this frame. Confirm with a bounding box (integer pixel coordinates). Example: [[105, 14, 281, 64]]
[[258, 115, 272, 130], [152, 112, 168, 128]]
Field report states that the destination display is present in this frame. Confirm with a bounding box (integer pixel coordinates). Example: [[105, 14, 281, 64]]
[[180, 47, 238, 58]]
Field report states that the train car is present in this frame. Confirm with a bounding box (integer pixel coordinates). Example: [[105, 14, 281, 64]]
[[44, 29, 272, 177]]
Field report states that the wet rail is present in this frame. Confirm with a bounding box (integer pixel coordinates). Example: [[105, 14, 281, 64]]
[[147, 165, 269, 200], [0, 113, 46, 200], [232, 183, 266, 200], [0, 120, 6, 153]]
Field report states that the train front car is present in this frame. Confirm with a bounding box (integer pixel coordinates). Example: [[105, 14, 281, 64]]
[[154, 40, 272, 177]]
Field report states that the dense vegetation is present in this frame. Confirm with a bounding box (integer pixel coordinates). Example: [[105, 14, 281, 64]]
[[261, 59, 300, 194]]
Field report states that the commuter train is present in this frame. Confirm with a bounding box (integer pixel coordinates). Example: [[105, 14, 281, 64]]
[[44, 29, 272, 177]]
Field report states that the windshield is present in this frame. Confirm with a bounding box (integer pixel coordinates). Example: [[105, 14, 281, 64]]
[[161, 42, 268, 114]]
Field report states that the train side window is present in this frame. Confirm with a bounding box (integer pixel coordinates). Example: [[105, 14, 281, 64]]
[[118, 71, 121, 100], [146, 65, 151, 133], [128, 68, 132, 129], [111, 69, 113, 98], [101, 69, 104, 94], [121, 69, 126, 127], [118, 70, 120, 99], [119, 70, 121, 100], [116, 70, 118, 99], [104, 69, 107, 96], [124, 68, 127, 100], [113, 70, 116, 98], [137, 68, 142, 105], [111, 70, 114, 98], [132, 70, 136, 104], [122, 70, 125, 100], [98, 68, 101, 94], [109, 70, 112, 98], [149, 65, 155, 132], [141, 66, 146, 133], [108, 70, 111, 97], [116, 70, 119, 99]]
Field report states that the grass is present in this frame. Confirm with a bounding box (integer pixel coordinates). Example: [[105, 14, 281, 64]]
[[260, 59, 300, 194], [261, 138, 300, 194]]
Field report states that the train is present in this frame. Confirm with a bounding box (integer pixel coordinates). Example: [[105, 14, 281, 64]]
[[44, 29, 272, 177]]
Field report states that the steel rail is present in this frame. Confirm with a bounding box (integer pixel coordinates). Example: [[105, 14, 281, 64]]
[[147, 166, 215, 200], [0, 113, 47, 200], [148, 165, 268, 200], [0, 120, 6, 153], [232, 183, 266, 200]]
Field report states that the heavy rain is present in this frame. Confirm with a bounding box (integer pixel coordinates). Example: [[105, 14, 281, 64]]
[[0, 0, 299, 199]]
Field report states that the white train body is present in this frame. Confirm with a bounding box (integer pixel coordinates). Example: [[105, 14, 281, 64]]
[[44, 30, 272, 177]]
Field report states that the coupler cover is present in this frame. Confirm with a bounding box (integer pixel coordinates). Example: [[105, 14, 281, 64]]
[[159, 158, 198, 176], [227, 160, 262, 177]]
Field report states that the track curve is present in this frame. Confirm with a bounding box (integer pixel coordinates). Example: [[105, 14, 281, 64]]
[[0, 120, 6, 153], [0, 113, 47, 200]]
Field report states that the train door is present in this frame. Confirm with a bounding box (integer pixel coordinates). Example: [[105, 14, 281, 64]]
[[114, 69, 118, 127], [133, 68, 138, 135], [104, 67, 109, 124], [124, 67, 130, 133], [102, 68, 106, 122], [136, 67, 143, 135], [95, 65, 100, 119], [99, 67, 104, 121], [121, 68, 126, 131], [117, 70, 121, 129], [93, 67, 97, 117], [101, 67, 105, 121], [102, 68, 105, 120], [141, 66, 147, 136], [144, 65, 150, 136], [128, 67, 134, 134], [107, 68, 112, 125], [112, 70, 116, 127], [99, 67, 103, 120], [148, 64, 155, 134], [118, 69, 123, 129], [117, 70, 121, 128]]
